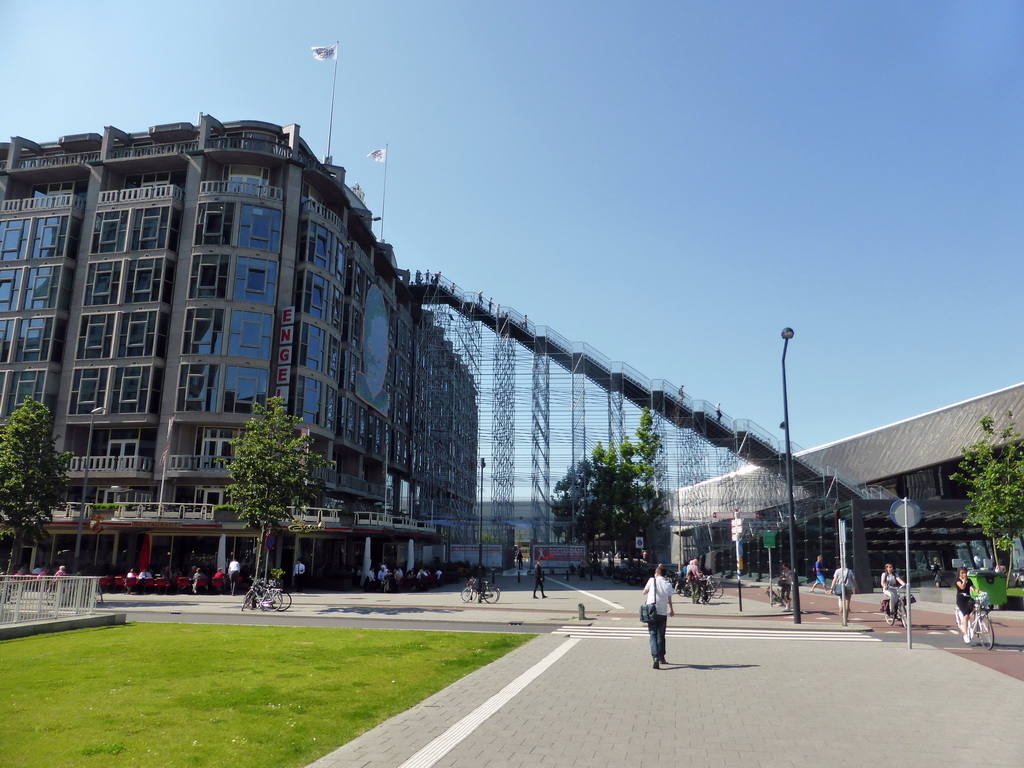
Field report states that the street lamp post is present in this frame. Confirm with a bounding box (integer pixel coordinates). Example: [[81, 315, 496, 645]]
[[72, 406, 105, 573], [780, 328, 801, 624], [478, 457, 486, 571]]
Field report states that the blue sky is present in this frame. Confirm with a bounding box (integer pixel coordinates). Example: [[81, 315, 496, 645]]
[[3, 1, 1023, 450]]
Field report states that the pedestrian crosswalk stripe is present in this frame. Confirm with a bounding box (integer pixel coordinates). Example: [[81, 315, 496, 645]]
[[552, 626, 879, 642]]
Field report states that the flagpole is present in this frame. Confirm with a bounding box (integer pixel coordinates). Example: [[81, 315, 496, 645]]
[[326, 40, 339, 162], [158, 416, 174, 507], [379, 143, 389, 241]]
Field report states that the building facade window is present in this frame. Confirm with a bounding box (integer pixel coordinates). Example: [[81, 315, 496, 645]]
[[182, 308, 224, 355], [178, 364, 220, 412], [31, 215, 74, 260], [301, 272, 328, 321], [227, 311, 272, 358], [113, 365, 161, 414], [0, 268, 22, 310], [92, 210, 130, 253], [15, 316, 62, 363], [0, 319, 14, 363], [233, 256, 277, 304], [6, 370, 48, 414], [297, 376, 322, 425], [130, 206, 179, 251], [24, 265, 72, 310], [299, 323, 326, 372], [301, 221, 335, 270], [0, 219, 31, 261], [238, 205, 281, 252], [224, 366, 268, 413], [125, 257, 172, 303], [77, 313, 117, 359], [195, 202, 235, 246], [84, 261, 122, 305], [70, 368, 110, 414], [117, 310, 166, 358], [189, 254, 229, 299]]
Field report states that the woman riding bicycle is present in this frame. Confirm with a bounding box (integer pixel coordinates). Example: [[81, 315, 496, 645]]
[[955, 567, 975, 643], [880, 563, 905, 616]]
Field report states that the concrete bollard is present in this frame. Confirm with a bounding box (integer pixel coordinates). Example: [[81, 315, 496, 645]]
[[578, 603, 585, 620]]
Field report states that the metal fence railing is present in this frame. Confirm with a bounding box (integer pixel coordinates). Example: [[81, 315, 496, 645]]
[[0, 575, 100, 626]]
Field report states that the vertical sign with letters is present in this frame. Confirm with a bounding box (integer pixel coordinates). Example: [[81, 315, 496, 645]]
[[275, 306, 295, 403]]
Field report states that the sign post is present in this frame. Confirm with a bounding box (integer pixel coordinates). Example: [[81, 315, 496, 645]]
[[890, 498, 922, 649]]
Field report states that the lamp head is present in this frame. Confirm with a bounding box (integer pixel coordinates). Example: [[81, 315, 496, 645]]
[[781, 328, 794, 340], [91, 407, 105, 415]]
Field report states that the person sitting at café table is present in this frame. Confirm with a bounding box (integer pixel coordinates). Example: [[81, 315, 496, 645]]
[[191, 566, 206, 594], [137, 567, 153, 592]]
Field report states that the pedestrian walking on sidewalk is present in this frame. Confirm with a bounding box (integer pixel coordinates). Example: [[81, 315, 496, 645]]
[[533, 561, 547, 599], [779, 562, 794, 611], [808, 555, 827, 593], [830, 565, 858, 620], [643, 564, 675, 669]]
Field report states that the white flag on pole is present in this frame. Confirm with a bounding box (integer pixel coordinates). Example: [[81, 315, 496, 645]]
[[311, 45, 338, 61], [368, 148, 387, 163]]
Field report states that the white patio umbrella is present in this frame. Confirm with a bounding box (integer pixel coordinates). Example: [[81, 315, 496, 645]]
[[362, 537, 372, 586], [217, 534, 227, 572], [406, 538, 415, 573]]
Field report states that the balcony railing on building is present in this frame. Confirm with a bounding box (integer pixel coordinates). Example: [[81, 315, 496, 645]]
[[14, 151, 101, 170], [199, 180, 284, 201], [301, 198, 344, 232], [98, 185, 185, 205], [51, 502, 440, 534], [67, 455, 155, 474], [107, 141, 199, 160], [1, 194, 87, 213], [206, 136, 291, 158]]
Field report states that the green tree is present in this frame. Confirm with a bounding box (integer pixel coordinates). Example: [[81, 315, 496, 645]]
[[551, 459, 596, 544], [226, 397, 331, 567], [0, 399, 71, 572], [950, 412, 1024, 570], [552, 409, 667, 551]]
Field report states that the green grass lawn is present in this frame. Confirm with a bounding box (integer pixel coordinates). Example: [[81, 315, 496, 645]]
[[0, 623, 533, 768]]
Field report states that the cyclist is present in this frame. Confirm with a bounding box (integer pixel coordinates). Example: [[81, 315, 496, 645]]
[[685, 559, 702, 604], [880, 563, 905, 617], [955, 567, 975, 643]]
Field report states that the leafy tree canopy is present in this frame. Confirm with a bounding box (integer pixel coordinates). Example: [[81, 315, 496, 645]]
[[0, 399, 71, 570], [551, 408, 666, 545], [226, 397, 332, 532], [950, 412, 1024, 556]]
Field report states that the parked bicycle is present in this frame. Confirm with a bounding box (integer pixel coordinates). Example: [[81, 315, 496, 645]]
[[766, 579, 784, 607], [460, 577, 501, 604], [955, 591, 995, 649], [241, 577, 292, 612]]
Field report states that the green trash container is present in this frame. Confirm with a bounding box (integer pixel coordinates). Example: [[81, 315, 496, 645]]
[[968, 570, 1007, 607]]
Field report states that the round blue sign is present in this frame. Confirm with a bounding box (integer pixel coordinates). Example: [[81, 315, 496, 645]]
[[890, 499, 922, 528], [266, 534, 276, 550]]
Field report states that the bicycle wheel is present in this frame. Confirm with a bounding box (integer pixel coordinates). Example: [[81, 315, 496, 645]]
[[898, 601, 908, 629], [712, 581, 724, 599], [460, 586, 475, 603], [978, 614, 995, 649], [275, 591, 292, 611], [611, 570, 624, 584], [482, 586, 501, 603], [242, 590, 257, 611]]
